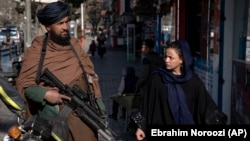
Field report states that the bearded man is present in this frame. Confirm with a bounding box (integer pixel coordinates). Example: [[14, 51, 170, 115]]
[[16, 1, 106, 141]]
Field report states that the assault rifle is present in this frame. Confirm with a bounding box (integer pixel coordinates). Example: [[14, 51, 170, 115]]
[[40, 68, 116, 141]]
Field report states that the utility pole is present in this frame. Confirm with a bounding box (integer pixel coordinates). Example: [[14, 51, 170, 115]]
[[81, 2, 85, 37], [24, 0, 31, 52], [79, 2, 85, 48]]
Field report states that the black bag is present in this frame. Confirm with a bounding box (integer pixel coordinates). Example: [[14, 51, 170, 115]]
[[205, 110, 228, 125]]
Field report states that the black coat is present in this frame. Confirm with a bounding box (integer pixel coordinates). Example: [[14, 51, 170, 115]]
[[141, 72, 222, 125]]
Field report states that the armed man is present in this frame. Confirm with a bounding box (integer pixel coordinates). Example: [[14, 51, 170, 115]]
[[16, 1, 111, 141]]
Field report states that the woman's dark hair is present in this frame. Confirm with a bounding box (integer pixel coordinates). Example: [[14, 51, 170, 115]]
[[167, 41, 184, 73], [167, 41, 183, 60]]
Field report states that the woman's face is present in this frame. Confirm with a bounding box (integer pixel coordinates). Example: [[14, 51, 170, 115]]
[[165, 48, 183, 75]]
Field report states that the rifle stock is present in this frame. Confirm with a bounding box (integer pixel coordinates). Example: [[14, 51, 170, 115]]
[[40, 68, 116, 141]]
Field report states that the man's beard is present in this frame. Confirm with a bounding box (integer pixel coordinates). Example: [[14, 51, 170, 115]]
[[50, 30, 70, 46]]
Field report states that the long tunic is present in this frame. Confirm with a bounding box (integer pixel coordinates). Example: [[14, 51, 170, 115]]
[[16, 35, 100, 141]]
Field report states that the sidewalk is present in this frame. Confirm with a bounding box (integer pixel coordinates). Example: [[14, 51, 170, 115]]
[[85, 36, 141, 141]]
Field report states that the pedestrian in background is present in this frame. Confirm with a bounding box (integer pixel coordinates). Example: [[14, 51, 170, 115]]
[[109, 66, 138, 121], [16, 1, 106, 141], [89, 40, 97, 57], [2, 33, 15, 59], [133, 40, 227, 141], [97, 30, 106, 57], [2, 34, 14, 46], [136, 39, 164, 94]]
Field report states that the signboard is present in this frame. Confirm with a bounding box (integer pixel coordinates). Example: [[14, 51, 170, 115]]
[[143, 20, 156, 40]]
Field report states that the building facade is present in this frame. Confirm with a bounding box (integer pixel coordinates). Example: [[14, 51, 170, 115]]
[[109, 0, 250, 124]]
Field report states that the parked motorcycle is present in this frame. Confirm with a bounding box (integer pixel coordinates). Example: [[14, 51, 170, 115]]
[[0, 77, 61, 141], [3, 115, 56, 141]]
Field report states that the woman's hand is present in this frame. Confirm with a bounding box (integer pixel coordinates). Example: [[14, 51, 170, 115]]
[[135, 128, 145, 141]]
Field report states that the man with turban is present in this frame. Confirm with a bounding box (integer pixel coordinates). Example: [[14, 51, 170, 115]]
[[16, 1, 106, 141]]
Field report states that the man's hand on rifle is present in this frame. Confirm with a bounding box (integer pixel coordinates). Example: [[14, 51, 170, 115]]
[[44, 90, 71, 104]]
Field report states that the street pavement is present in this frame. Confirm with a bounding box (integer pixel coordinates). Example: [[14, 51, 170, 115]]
[[0, 36, 141, 141], [86, 36, 141, 141]]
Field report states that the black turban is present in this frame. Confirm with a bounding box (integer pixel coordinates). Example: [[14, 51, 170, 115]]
[[37, 1, 70, 25]]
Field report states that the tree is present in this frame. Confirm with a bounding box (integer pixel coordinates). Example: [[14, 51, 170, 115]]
[[85, 0, 102, 36], [15, 2, 25, 14], [65, 0, 86, 8], [67, 3, 81, 21], [14, 0, 38, 23]]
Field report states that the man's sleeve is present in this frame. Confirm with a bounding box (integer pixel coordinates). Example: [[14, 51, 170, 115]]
[[24, 86, 47, 105]]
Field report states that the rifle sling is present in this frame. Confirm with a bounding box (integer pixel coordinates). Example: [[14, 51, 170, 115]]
[[35, 34, 48, 84], [69, 43, 92, 94]]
